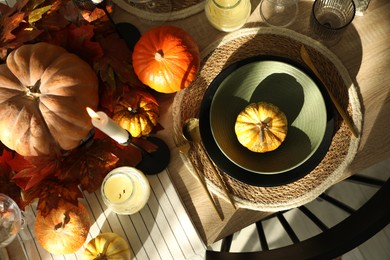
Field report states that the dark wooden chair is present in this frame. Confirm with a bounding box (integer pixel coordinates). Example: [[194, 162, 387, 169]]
[[206, 174, 390, 260]]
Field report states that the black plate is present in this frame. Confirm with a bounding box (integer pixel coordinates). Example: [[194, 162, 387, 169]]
[[198, 55, 334, 187]]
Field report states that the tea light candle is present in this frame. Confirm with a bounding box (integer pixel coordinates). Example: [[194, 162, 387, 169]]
[[86, 107, 129, 144], [101, 167, 151, 215], [103, 173, 133, 203]]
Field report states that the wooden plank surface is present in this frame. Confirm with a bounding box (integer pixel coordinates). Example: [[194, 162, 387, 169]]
[[113, 0, 390, 245]]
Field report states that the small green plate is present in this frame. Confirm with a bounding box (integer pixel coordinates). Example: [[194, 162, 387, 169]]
[[210, 60, 327, 174]]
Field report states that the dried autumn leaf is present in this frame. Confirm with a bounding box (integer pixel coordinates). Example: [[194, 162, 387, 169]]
[[0, 149, 23, 209], [0, 0, 43, 59], [23, 180, 83, 217], [97, 33, 144, 88], [0, 12, 26, 43], [47, 23, 103, 64], [28, 5, 52, 24], [11, 155, 61, 191], [61, 138, 120, 193]]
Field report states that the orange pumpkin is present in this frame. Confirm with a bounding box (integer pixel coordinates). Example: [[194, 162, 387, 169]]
[[132, 25, 200, 93], [113, 89, 159, 138], [235, 102, 288, 153], [34, 200, 91, 255], [0, 42, 99, 156]]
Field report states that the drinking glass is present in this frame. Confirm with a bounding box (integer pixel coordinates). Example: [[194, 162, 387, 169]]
[[126, 0, 173, 24], [205, 0, 251, 32], [0, 194, 23, 247], [260, 0, 299, 27], [311, 0, 356, 45]]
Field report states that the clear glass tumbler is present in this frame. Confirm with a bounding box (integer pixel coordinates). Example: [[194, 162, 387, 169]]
[[205, 0, 251, 32], [260, 0, 299, 27], [0, 194, 23, 247], [311, 0, 356, 45]]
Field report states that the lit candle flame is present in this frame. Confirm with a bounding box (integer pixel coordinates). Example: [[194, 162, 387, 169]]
[[86, 107, 100, 120]]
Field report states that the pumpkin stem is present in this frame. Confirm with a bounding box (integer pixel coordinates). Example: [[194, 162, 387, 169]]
[[25, 87, 41, 99], [25, 80, 41, 99], [258, 117, 272, 143], [94, 254, 108, 260], [54, 211, 71, 232], [155, 50, 164, 61]]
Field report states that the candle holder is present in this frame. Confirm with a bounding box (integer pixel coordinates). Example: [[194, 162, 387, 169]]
[[123, 133, 171, 176], [87, 107, 171, 175], [73, 0, 141, 51], [101, 167, 150, 214]]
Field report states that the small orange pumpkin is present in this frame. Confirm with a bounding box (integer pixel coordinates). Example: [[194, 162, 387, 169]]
[[132, 25, 200, 93], [34, 200, 91, 255], [113, 89, 159, 138], [235, 102, 288, 153]]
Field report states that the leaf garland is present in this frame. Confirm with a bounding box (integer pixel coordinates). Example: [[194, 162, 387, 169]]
[[0, 0, 161, 215]]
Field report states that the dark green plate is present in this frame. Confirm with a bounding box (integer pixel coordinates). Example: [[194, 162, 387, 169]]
[[199, 56, 334, 186]]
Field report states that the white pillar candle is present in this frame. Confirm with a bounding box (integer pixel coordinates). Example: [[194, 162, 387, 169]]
[[101, 167, 151, 215], [86, 107, 129, 144]]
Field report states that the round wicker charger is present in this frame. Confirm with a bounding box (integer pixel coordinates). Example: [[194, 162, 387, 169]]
[[112, 0, 205, 21], [173, 27, 362, 212]]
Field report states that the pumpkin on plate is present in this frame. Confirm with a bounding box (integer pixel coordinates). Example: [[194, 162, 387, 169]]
[[113, 89, 159, 138], [83, 232, 131, 260], [0, 42, 99, 156], [235, 102, 288, 153], [34, 200, 91, 255], [132, 25, 200, 94]]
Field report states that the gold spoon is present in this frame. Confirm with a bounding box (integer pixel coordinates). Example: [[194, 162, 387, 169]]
[[183, 118, 237, 209], [300, 45, 358, 138]]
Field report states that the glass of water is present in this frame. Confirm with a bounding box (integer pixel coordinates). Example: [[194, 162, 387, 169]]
[[260, 0, 299, 27], [0, 194, 23, 247], [311, 0, 356, 45]]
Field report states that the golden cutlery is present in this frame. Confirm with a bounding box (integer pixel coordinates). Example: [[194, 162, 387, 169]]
[[183, 118, 237, 210], [173, 124, 224, 220]]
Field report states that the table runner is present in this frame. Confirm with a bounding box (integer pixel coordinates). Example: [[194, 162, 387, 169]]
[[16, 170, 206, 260], [172, 27, 362, 212], [113, 0, 205, 21]]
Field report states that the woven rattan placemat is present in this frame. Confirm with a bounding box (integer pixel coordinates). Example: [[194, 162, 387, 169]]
[[172, 28, 362, 212], [113, 0, 205, 21]]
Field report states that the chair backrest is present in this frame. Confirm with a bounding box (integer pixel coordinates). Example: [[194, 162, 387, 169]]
[[206, 177, 390, 260]]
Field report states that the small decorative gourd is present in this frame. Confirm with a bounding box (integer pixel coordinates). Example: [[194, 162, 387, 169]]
[[235, 102, 288, 153], [34, 201, 91, 255], [83, 232, 131, 260], [113, 89, 159, 138], [132, 25, 200, 93]]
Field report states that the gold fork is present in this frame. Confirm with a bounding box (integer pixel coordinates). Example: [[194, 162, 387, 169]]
[[173, 123, 224, 220]]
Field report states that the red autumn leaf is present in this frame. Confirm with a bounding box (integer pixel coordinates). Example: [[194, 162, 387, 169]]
[[46, 23, 103, 64], [2, 24, 43, 49], [0, 0, 43, 60], [11, 155, 61, 191], [23, 179, 82, 217], [0, 12, 26, 43], [6, 153, 33, 172], [97, 33, 144, 88], [0, 149, 23, 209], [60, 138, 120, 193], [33, 7, 70, 31]]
